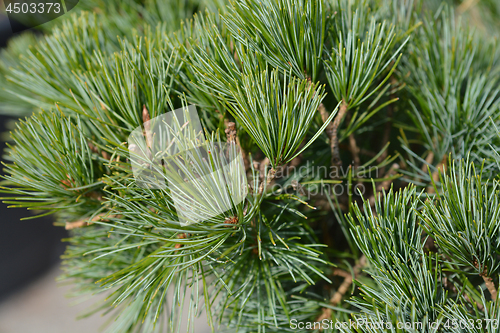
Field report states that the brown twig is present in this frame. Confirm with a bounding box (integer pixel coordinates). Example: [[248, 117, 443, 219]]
[[427, 154, 447, 194], [225, 121, 250, 171], [420, 151, 435, 174], [320, 102, 349, 170], [339, 143, 376, 157], [65, 220, 88, 230], [474, 261, 498, 301], [224, 216, 239, 230], [258, 157, 270, 181], [101, 150, 111, 160], [225, 121, 237, 143], [258, 166, 276, 195], [432, 155, 447, 183], [88, 141, 99, 154], [377, 163, 400, 191], [142, 105, 152, 149], [316, 256, 366, 326], [60, 174, 75, 189], [482, 274, 498, 301], [368, 163, 400, 206], [345, 113, 362, 191], [348, 133, 360, 168], [83, 190, 103, 201], [175, 233, 187, 249], [319, 103, 334, 138], [331, 101, 348, 168], [88, 140, 112, 161], [65, 213, 118, 230], [329, 269, 354, 305]]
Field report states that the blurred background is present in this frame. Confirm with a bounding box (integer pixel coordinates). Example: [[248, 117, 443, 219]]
[[0, 4, 109, 332], [0, 1, 213, 331]]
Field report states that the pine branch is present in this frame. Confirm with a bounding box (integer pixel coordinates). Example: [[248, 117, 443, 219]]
[[482, 275, 498, 301], [331, 101, 348, 169], [223, 0, 326, 81], [2, 1, 500, 332], [65, 212, 118, 230], [421, 159, 500, 281], [348, 133, 361, 167], [258, 166, 277, 195], [225, 120, 250, 171], [316, 256, 366, 325]]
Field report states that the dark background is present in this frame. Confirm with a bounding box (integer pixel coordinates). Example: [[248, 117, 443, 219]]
[[0, 11, 67, 302]]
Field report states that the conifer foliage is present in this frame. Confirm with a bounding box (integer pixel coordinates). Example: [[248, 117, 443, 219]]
[[1, 0, 500, 332]]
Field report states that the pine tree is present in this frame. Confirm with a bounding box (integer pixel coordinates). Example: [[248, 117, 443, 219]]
[[1, 0, 500, 332]]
